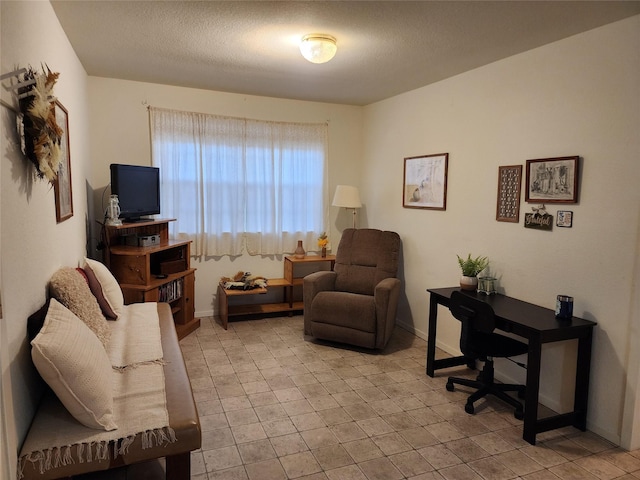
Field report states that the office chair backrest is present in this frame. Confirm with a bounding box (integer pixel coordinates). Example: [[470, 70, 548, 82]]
[[449, 291, 496, 333], [449, 291, 497, 356]]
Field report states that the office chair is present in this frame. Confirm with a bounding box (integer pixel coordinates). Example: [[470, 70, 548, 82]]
[[445, 291, 528, 419]]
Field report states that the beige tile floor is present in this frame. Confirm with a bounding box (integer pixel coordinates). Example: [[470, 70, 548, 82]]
[[177, 315, 640, 480]]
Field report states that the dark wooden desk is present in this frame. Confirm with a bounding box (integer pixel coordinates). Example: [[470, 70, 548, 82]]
[[426, 287, 597, 445]]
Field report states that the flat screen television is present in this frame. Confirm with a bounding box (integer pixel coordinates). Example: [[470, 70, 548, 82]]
[[110, 163, 160, 222]]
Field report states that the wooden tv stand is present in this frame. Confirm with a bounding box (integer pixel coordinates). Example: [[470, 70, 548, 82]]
[[217, 255, 336, 329], [105, 219, 199, 339]]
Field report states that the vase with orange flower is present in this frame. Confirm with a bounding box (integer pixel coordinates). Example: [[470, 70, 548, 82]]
[[318, 232, 329, 257]]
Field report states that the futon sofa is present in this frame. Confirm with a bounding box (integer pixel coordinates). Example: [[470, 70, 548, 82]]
[[18, 259, 201, 480]]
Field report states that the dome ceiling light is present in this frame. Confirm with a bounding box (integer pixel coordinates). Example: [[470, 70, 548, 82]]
[[299, 34, 337, 64]]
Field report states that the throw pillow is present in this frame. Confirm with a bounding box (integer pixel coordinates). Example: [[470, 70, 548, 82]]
[[84, 258, 124, 319], [49, 267, 111, 347], [82, 265, 117, 320], [75, 267, 89, 284], [31, 298, 118, 431]]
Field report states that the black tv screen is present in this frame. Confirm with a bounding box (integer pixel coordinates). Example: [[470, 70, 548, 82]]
[[110, 164, 160, 222]]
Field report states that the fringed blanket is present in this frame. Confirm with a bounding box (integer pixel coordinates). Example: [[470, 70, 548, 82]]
[[18, 303, 175, 479]]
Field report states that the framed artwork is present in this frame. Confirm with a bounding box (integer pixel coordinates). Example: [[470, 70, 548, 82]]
[[557, 210, 573, 228], [53, 100, 73, 223], [403, 153, 448, 210], [496, 165, 522, 223], [525, 156, 579, 204]]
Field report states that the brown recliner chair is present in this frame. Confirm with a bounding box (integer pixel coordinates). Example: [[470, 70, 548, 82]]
[[303, 228, 401, 350]]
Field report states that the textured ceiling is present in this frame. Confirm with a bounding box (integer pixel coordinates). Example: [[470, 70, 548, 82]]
[[51, 1, 640, 106]]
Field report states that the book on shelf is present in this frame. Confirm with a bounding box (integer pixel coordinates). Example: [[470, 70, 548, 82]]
[[158, 278, 183, 303]]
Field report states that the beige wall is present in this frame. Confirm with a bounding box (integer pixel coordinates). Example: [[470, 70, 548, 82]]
[[362, 15, 640, 447], [86, 77, 363, 317], [1, 1, 91, 475]]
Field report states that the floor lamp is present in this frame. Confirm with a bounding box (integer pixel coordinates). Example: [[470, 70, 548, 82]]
[[332, 185, 362, 228]]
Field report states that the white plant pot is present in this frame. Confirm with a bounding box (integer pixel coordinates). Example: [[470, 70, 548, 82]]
[[460, 275, 478, 291]]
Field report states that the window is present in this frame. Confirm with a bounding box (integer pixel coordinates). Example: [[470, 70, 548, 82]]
[[150, 107, 327, 256]]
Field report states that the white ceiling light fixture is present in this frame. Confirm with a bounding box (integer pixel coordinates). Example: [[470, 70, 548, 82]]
[[300, 34, 337, 64]]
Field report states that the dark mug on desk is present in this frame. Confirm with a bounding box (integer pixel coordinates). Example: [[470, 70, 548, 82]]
[[555, 295, 573, 319]]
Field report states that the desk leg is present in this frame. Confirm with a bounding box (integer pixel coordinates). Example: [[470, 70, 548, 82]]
[[426, 295, 438, 377], [523, 337, 542, 445], [574, 330, 593, 431], [426, 293, 473, 377]]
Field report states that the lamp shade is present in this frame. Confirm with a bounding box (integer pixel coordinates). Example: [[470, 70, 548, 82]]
[[300, 34, 337, 64], [332, 185, 362, 208]]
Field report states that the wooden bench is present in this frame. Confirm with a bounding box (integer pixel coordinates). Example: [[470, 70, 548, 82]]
[[217, 278, 295, 329], [217, 255, 336, 329]]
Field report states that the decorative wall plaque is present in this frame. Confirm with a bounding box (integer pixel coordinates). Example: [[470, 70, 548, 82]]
[[496, 165, 522, 223], [524, 212, 553, 230]]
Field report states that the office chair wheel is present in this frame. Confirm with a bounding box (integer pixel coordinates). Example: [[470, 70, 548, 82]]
[[446, 381, 454, 392], [464, 402, 475, 415], [514, 409, 524, 420]]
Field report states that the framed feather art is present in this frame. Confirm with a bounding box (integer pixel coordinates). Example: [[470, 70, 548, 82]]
[[53, 100, 73, 222]]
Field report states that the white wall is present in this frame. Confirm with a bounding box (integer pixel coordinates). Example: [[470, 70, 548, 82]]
[[86, 78, 363, 317], [0, 1, 90, 475], [362, 16, 640, 447]]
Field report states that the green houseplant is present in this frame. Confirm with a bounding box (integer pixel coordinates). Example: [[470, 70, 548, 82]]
[[457, 254, 489, 290]]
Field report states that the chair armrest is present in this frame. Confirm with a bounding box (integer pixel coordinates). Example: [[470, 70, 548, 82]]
[[303, 271, 337, 335], [374, 277, 402, 349]]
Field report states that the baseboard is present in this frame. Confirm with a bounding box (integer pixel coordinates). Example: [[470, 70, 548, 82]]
[[396, 320, 428, 341], [195, 309, 214, 319]]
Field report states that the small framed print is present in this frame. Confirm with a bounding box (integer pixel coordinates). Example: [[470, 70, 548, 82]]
[[525, 155, 580, 204], [557, 210, 573, 228], [496, 165, 522, 223], [403, 153, 449, 210]]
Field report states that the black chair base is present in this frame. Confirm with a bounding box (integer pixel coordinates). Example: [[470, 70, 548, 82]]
[[446, 358, 525, 420]]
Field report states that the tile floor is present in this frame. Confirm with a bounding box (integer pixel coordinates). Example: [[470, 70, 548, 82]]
[[179, 315, 640, 480]]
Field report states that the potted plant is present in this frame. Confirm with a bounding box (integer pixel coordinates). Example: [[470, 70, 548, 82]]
[[457, 254, 489, 291]]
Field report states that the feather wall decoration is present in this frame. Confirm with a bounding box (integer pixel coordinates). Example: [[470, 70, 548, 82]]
[[18, 65, 63, 184]]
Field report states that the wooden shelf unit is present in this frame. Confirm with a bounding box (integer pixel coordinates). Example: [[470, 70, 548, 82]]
[[105, 219, 199, 339], [217, 255, 336, 329]]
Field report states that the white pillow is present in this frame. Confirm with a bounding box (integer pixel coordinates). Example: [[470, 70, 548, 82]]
[[31, 298, 118, 431], [84, 258, 124, 318]]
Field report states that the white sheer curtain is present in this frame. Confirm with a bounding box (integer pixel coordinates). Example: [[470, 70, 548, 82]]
[[150, 107, 327, 257]]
